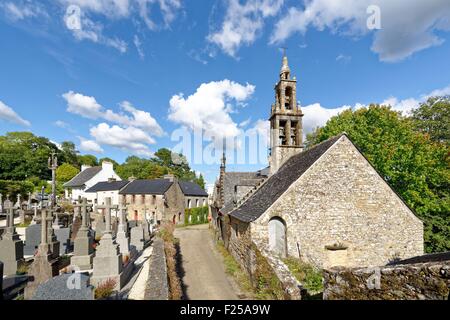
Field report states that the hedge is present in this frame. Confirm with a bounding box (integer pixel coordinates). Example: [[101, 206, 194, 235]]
[[184, 206, 208, 225]]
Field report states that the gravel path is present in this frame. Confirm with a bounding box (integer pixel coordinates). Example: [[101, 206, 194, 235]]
[[174, 224, 240, 300]]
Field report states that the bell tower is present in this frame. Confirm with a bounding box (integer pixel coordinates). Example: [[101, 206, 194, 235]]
[[269, 53, 304, 175]]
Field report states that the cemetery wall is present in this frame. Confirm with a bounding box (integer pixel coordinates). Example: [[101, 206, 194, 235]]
[[323, 254, 450, 300], [144, 238, 169, 300]]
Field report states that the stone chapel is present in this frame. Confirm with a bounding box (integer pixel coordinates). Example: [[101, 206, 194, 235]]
[[211, 54, 424, 275]]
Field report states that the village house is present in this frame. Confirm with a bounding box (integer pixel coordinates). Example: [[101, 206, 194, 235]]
[[119, 174, 208, 225], [212, 55, 424, 277], [63, 161, 121, 203], [85, 180, 130, 207]]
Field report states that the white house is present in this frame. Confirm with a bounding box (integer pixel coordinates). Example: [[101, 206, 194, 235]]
[[85, 180, 130, 207], [63, 161, 121, 203]]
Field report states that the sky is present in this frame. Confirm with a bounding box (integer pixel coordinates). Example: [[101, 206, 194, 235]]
[[0, 0, 449, 191]]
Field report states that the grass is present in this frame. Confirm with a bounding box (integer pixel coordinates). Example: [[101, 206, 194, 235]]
[[283, 257, 324, 295], [16, 262, 30, 275], [94, 278, 117, 300], [215, 240, 286, 300], [158, 223, 183, 300]]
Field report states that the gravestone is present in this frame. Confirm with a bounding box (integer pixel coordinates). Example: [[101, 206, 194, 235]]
[[45, 208, 60, 260], [54, 227, 72, 255], [0, 194, 3, 213], [70, 216, 82, 242], [15, 194, 21, 209], [93, 212, 106, 237], [0, 205, 24, 276], [142, 218, 151, 241], [91, 197, 123, 290], [116, 206, 130, 256], [18, 209, 25, 225], [27, 192, 32, 210], [31, 204, 38, 225], [32, 273, 94, 300], [0, 261, 3, 300], [24, 209, 59, 300], [24, 224, 41, 256], [71, 198, 94, 271], [130, 226, 145, 251]]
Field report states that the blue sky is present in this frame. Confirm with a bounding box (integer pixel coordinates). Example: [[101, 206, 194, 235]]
[[0, 0, 449, 190]]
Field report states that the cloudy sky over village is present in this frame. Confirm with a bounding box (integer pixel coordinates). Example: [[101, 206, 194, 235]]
[[0, 0, 449, 188]]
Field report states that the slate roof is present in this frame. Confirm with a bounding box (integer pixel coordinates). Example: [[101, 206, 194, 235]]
[[178, 181, 208, 197], [63, 166, 102, 188], [119, 179, 173, 195], [229, 134, 343, 222], [220, 171, 267, 214], [85, 180, 130, 193]]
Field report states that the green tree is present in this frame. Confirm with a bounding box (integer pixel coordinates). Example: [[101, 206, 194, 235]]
[[56, 163, 80, 182], [306, 104, 450, 253], [194, 173, 206, 189], [60, 141, 79, 166], [0, 132, 60, 181], [411, 96, 450, 145], [77, 154, 98, 167]]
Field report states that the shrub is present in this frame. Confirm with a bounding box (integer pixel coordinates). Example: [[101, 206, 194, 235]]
[[184, 206, 208, 226], [159, 223, 182, 300], [283, 257, 323, 294], [94, 278, 117, 299]]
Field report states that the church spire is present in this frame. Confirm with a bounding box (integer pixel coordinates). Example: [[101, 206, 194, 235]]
[[269, 52, 304, 175]]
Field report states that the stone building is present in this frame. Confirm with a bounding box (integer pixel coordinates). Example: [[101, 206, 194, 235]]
[[63, 161, 121, 203], [119, 175, 208, 225], [85, 180, 130, 207], [212, 55, 423, 278]]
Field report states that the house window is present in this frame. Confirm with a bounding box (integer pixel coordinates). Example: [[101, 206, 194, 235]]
[[196, 199, 199, 207], [188, 199, 191, 208]]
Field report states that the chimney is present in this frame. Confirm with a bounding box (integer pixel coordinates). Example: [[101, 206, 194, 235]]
[[102, 161, 113, 172], [108, 177, 116, 183], [163, 174, 176, 182], [81, 164, 91, 172]]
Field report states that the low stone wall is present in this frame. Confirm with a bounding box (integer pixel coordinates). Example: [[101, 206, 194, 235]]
[[144, 238, 169, 300], [323, 253, 450, 300]]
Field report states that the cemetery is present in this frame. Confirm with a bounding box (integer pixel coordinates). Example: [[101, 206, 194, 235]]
[[0, 153, 166, 300]]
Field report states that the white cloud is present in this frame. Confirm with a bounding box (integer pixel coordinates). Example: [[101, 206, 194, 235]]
[[133, 34, 145, 59], [62, 91, 163, 136], [301, 84, 450, 135], [336, 54, 352, 64], [54, 120, 69, 128], [137, 0, 182, 30], [0, 100, 31, 127], [0, 1, 48, 21], [78, 136, 105, 153], [90, 123, 154, 156], [208, 0, 284, 57], [59, 0, 131, 18], [168, 80, 255, 140], [271, 0, 450, 62]]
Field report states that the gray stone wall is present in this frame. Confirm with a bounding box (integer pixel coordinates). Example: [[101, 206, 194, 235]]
[[185, 196, 207, 209], [144, 238, 169, 300], [252, 135, 423, 268], [164, 182, 185, 224], [323, 257, 450, 300], [228, 216, 254, 276]]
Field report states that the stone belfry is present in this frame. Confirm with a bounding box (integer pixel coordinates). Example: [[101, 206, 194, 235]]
[[269, 53, 304, 175]]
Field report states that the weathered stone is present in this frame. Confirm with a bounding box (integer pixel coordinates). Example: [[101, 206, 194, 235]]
[[32, 273, 94, 300], [24, 224, 41, 256], [70, 198, 94, 270], [0, 207, 24, 275], [130, 226, 145, 251]]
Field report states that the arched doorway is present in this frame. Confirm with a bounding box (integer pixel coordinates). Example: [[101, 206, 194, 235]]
[[268, 217, 287, 257]]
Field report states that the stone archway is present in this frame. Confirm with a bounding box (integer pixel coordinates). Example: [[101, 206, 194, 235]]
[[268, 216, 287, 258]]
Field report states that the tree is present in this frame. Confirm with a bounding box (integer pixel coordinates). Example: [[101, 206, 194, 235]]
[[0, 132, 60, 181], [194, 173, 206, 189], [77, 154, 98, 167], [60, 141, 79, 166], [56, 163, 80, 182], [411, 96, 450, 145], [306, 104, 450, 253]]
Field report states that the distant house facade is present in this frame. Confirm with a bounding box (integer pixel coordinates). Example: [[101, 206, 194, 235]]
[[85, 180, 130, 207], [63, 161, 121, 203], [119, 174, 208, 225], [179, 181, 208, 209]]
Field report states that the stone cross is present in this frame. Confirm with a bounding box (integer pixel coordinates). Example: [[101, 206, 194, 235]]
[[96, 197, 118, 235], [15, 194, 21, 209], [27, 192, 32, 210], [73, 197, 92, 230], [5, 204, 15, 235], [39, 209, 49, 248], [31, 203, 38, 225], [0, 193, 3, 213], [48, 152, 58, 208]]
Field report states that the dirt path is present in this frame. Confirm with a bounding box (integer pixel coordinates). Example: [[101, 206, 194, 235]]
[[174, 224, 240, 300]]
